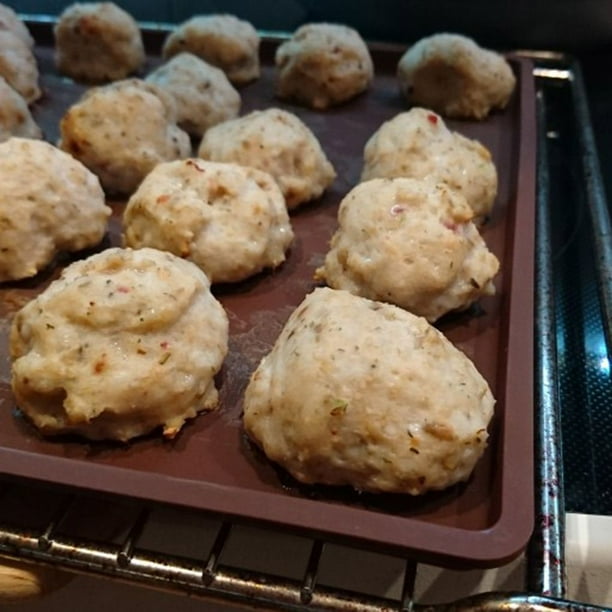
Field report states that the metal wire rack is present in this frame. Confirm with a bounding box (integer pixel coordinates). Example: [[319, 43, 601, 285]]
[[1, 47, 612, 611]]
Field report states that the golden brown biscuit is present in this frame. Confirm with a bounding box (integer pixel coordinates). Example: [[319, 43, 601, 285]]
[[59, 79, 190, 194], [0, 3, 34, 47], [397, 33, 516, 119], [244, 287, 494, 494], [316, 177, 499, 322], [276, 23, 373, 109], [163, 15, 259, 85], [0, 30, 40, 103], [0, 77, 41, 142], [54, 2, 145, 82], [198, 108, 335, 209], [361, 108, 497, 219], [123, 159, 293, 283], [146, 53, 240, 137], [0, 138, 110, 282], [10, 247, 229, 442]]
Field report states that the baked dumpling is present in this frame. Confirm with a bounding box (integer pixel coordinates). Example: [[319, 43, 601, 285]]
[[162, 14, 259, 85], [361, 108, 497, 219], [275, 23, 373, 109], [0, 3, 34, 47], [0, 138, 110, 282], [59, 79, 190, 194], [0, 76, 42, 142], [316, 177, 499, 322], [0, 30, 40, 103], [198, 108, 335, 209], [10, 247, 229, 442], [397, 33, 516, 120], [123, 159, 293, 283], [54, 2, 145, 82], [244, 287, 495, 495], [146, 52, 240, 137]]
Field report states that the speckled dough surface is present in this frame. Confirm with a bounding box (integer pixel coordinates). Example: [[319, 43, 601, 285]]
[[163, 14, 260, 85], [0, 30, 40, 103], [0, 77, 41, 142], [0, 3, 34, 47], [243, 287, 495, 495], [59, 79, 190, 194], [146, 53, 241, 137], [397, 33, 516, 120], [54, 2, 145, 82], [316, 177, 499, 321], [0, 138, 110, 282], [10, 247, 229, 442], [275, 23, 373, 109], [123, 159, 294, 283], [198, 108, 336, 209], [361, 108, 498, 219]]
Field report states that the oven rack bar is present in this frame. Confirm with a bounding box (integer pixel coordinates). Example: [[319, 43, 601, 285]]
[[1, 52, 610, 611], [0, 495, 608, 612]]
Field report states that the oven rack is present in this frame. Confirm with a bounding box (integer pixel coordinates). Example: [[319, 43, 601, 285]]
[[1, 51, 611, 611]]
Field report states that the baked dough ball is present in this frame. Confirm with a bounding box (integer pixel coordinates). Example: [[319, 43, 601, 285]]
[[244, 287, 495, 495], [0, 3, 34, 47], [123, 159, 294, 283], [275, 23, 373, 109], [198, 108, 336, 209], [398, 33, 516, 120], [54, 2, 145, 82], [361, 108, 497, 219], [59, 79, 190, 194], [10, 247, 229, 442], [315, 177, 499, 322], [163, 15, 259, 85], [0, 77, 42, 142], [146, 53, 240, 137], [0, 138, 110, 282], [0, 30, 40, 103], [94, 77, 180, 120]]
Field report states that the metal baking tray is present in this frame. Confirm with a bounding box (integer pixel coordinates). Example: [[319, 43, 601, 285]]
[[0, 26, 535, 568]]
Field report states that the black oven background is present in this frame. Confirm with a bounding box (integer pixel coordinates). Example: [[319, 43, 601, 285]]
[[7, 0, 612, 52]]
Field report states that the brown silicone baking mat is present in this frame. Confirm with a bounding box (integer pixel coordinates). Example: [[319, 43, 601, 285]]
[[0, 26, 535, 568]]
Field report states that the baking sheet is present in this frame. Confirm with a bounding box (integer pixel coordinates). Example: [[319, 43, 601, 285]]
[[0, 26, 536, 568]]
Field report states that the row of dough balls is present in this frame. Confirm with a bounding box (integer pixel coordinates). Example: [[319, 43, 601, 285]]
[[1, 105, 337, 284], [9, 245, 494, 496], [50, 2, 514, 117], [3, 104, 500, 325], [56, 77, 497, 220], [241, 112, 502, 489], [2, 106, 499, 323], [54, 6, 245, 140], [51, 2, 372, 109], [0, 3, 516, 142], [53, 3, 257, 85], [9, 248, 496, 496], [0, 138, 295, 285], [318, 107, 501, 323], [57, 76, 336, 198]]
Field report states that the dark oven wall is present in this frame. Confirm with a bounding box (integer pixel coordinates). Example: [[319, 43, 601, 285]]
[[9, 0, 612, 51]]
